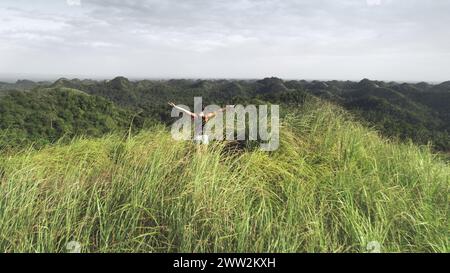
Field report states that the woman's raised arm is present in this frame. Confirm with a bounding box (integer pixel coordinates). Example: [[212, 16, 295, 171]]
[[168, 102, 197, 118], [205, 105, 235, 119]]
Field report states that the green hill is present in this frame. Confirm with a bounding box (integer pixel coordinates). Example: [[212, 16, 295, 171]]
[[0, 101, 447, 252], [285, 79, 450, 151], [0, 87, 143, 149], [0, 80, 40, 91]]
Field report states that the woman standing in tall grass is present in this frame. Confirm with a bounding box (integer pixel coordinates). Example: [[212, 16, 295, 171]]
[[168, 102, 233, 145]]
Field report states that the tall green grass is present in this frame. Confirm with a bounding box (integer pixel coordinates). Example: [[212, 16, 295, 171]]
[[0, 101, 448, 252]]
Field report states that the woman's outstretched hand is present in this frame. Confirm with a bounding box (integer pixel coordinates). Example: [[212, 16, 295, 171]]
[[168, 102, 175, 107]]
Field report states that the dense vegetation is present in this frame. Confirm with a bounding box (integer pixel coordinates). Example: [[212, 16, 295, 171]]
[[0, 101, 447, 252], [0, 78, 448, 252], [0, 87, 141, 149], [2, 77, 447, 151]]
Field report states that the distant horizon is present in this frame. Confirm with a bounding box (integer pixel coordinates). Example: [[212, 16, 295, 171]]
[[0, 73, 446, 85]]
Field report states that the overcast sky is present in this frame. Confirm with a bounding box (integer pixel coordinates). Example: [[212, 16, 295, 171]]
[[0, 0, 449, 82]]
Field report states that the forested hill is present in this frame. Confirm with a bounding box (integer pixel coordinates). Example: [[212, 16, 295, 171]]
[[0, 87, 144, 149], [0, 77, 449, 151]]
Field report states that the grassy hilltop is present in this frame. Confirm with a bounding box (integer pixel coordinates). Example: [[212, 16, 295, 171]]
[[0, 101, 447, 253]]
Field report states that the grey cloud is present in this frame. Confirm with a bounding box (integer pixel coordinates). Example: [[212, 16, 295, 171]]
[[0, 0, 449, 81]]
